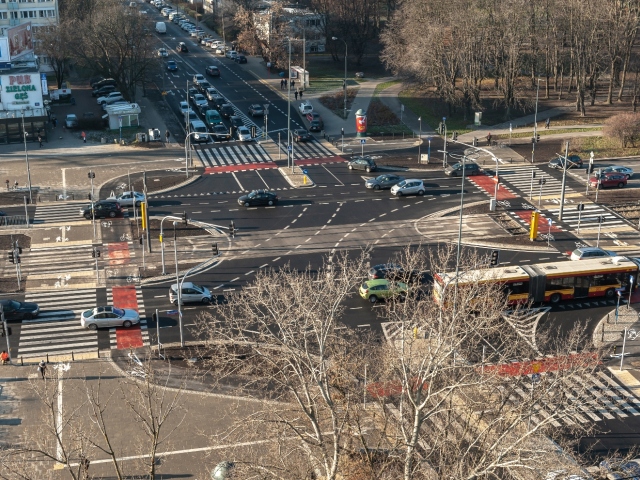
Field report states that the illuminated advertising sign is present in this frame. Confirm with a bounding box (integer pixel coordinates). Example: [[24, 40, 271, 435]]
[[0, 74, 44, 110]]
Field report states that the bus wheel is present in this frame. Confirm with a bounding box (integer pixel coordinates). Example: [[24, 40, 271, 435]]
[[549, 293, 561, 304], [605, 288, 615, 299]]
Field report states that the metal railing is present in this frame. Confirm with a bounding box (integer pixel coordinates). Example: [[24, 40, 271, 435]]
[[0, 215, 28, 228]]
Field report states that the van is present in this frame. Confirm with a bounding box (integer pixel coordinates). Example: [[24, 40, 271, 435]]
[[444, 161, 481, 177], [190, 120, 209, 142], [205, 109, 223, 127], [155, 21, 166, 33], [169, 282, 212, 305]]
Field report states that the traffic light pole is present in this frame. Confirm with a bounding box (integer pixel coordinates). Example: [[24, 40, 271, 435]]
[[143, 172, 151, 253], [558, 142, 569, 221], [0, 305, 11, 364]]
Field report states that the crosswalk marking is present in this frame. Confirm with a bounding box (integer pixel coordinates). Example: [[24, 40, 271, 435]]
[[106, 286, 149, 349], [17, 289, 99, 359], [196, 143, 272, 168], [14, 244, 95, 276], [284, 140, 335, 159], [495, 165, 573, 198], [33, 203, 129, 225], [546, 204, 625, 230]]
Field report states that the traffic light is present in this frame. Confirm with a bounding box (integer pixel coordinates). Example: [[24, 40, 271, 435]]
[[7, 251, 14, 264], [472, 137, 478, 147], [341, 128, 344, 136], [87, 193, 92, 200], [577, 203, 585, 211], [250, 126, 256, 138], [490, 250, 500, 267], [152, 312, 158, 323], [531, 137, 535, 144], [182, 211, 188, 226], [452, 131, 458, 141], [539, 178, 546, 185], [229, 221, 235, 237], [587, 164, 594, 174], [531, 171, 536, 179], [91, 248, 101, 258], [87, 171, 95, 179], [212, 242, 219, 256], [536, 134, 540, 143]]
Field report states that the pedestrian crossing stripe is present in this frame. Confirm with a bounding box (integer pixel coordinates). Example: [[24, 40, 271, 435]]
[[195, 144, 272, 167], [281, 140, 335, 159], [16, 244, 95, 275]]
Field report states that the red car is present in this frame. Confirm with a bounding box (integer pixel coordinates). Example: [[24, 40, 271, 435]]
[[589, 172, 627, 189]]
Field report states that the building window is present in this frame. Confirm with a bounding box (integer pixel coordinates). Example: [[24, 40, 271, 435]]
[[0, 11, 6, 18], [20, 10, 37, 17], [10, 11, 18, 18]]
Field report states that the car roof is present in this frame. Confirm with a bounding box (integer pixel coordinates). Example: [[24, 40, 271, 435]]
[[365, 279, 390, 286]]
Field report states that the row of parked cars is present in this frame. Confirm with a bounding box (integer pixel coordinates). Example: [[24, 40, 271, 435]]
[[548, 155, 634, 189]]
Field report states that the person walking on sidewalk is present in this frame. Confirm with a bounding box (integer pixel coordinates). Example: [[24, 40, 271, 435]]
[[280, 79, 284, 90], [37, 360, 47, 379], [1, 350, 9, 365], [299, 89, 303, 100], [165, 130, 170, 143], [486, 133, 492, 146], [545, 118, 551, 129], [294, 90, 298, 101], [38, 135, 43, 148], [81, 131, 86, 143]]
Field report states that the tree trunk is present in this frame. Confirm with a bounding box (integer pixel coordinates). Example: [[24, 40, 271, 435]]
[[618, 40, 633, 102], [606, 59, 616, 104]]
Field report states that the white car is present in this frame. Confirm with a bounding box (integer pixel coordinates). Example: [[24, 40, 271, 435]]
[[390, 179, 426, 197], [107, 191, 145, 207], [237, 126, 252, 142], [179, 101, 190, 114], [205, 87, 219, 101], [298, 101, 313, 115], [225, 50, 237, 59], [157, 47, 168, 57], [215, 46, 225, 55], [81, 306, 140, 330], [192, 74, 205, 85], [97, 91, 123, 105]]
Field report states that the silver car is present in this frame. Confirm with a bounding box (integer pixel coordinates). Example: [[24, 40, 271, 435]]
[[81, 306, 140, 330], [390, 179, 425, 197], [601, 166, 633, 179], [107, 191, 145, 207], [169, 282, 212, 305]]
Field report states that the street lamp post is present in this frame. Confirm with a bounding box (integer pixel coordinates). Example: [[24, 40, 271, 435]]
[[21, 111, 33, 204], [332, 37, 347, 118], [532, 79, 540, 164], [173, 221, 184, 347], [287, 38, 292, 170], [418, 116, 422, 163]]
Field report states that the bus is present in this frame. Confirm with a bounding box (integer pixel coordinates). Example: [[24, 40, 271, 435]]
[[433, 256, 640, 306]]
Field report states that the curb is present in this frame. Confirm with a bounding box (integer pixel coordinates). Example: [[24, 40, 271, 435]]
[[149, 173, 202, 195], [278, 167, 315, 188], [592, 306, 639, 348]]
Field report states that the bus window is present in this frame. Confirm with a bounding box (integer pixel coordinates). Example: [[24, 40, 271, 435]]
[[505, 281, 529, 295]]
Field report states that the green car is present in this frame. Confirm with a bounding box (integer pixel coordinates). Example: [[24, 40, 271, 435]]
[[359, 279, 408, 303]]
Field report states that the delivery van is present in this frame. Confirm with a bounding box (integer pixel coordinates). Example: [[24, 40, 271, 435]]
[[155, 21, 166, 33]]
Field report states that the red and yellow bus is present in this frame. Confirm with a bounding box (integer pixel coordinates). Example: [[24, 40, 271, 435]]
[[434, 256, 640, 306]]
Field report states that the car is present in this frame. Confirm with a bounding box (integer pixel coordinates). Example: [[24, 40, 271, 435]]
[[190, 120, 209, 142], [183, 109, 198, 123], [81, 306, 140, 330], [205, 109, 223, 127], [167, 60, 178, 72], [365, 174, 405, 190], [348, 156, 376, 172], [238, 190, 278, 207], [298, 101, 313, 115], [444, 161, 481, 176], [177, 42, 188, 53], [157, 47, 168, 57], [190, 30, 200, 37], [248, 104, 264, 117], [193, 74, 205, 85], [169, 282, 212, 305], [215, 46, 225, 55], [293, 129, 311, 142], [191, 93, 208, 111], [601, 166, 634, 179], [187, 87, 199, 102], [306, 111, 321, 123], [359, 279, 408, 303], [179, 101, 190, 114], [64, 114, 78, 129], [92, 84, 117, 97], [91, 78, 116, 89], [219, 103, 234, 118], [97, 91, 123, 105], [237, 126, 252, 142], [206, 65, 220, 77], [225, 50, 237, 59], [368, 263, 423, 283], [81, 200, 122, 219], [211, 93, 225, 108], [107, 191, 144, 207], [105, 100, 129, 110], [570, 247, 617, 261], [200, 36, 212, 45], [211, 123, 231, 141], [549, 155, 583, 169], [197, 80, 212, 93], [0, 299, 39, 321], [205, 87, 219, 101], [589, 171, 628, 189], [235, 55, 247, 64], [229, 116, 243, 130], [391, 179, 425, 197]]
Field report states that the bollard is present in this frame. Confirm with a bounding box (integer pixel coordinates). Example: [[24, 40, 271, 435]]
[[303, 176, 307, 185], [46, 353, 49, 363], [20, 356, 23, 366], [72, 351, 74, 361], [602, 323, 605, 342]]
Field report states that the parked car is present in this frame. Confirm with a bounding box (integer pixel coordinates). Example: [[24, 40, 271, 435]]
[[298, 101, 313, 115], [64, 114, 79, 129], [192, 73, 205, 85], [549, 155, 583, 170], [167, 60, 178, 72], [157, 47, 168, 57], [206, 65, 220, 77], [236, 126, 252, 142], [215, 46, 225, 55], [444, 162, 481, 176], [225, 50, 238, 59], [235, 55, 247, 64], [92, 84, 116, 97], [81, 306, 140, 330], [237, 190, 278, 207], [0, 299, 39, 321], [248, 104, 264, 117], [211, 124, 231, 141], [96, 91, 123, 105], [359, 279, 408, 304], [570, 247, 617, 261], [589, 172, 628, 189], [177, 42, 188, 53], [107, 191, 144, 207], [81, 201, 122, 219], [348, 156, 376, 172], [91, 78, 116, 89], [293, 129, 311, 142], [390, 179, 425, 197], [219, 103, 234, 118], [601, 166, 634, 178], [169, 282, 212, 305], [365, 174, 405, 190]]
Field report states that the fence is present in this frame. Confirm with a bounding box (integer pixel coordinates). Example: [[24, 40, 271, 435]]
[[0, 215, 28, 228]]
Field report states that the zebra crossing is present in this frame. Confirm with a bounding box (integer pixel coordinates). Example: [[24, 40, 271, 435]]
[[547, 203, 626, 230], [12, 244, 96, 276], [106, 286, 149, 349], [33, 203, 88, 224], [286, 140, 335, 160], [496, 165, 572, 198], [195, 143, 273, 168], [16, 289, 99, 360]]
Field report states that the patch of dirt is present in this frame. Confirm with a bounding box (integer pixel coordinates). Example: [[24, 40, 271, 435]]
[[368, 98, 400, 126], [0, 234, 31, 250], [318, 87, 359, 115]]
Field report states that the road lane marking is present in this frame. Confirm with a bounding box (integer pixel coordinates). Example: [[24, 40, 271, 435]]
[[259, 264, 268, 268], [272, 257, 281, 262], [245, 270, 254, 275], [213, 285, 225, 290], [322, 163, 344, 185], [230, 277, 239, 282]]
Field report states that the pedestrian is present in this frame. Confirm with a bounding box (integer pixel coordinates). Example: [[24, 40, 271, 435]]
[[37, 360, 47, 380], [1, 350, 9, 365], [81, 131, 86, 143], [5, 179, 9, 191], [545, 118, 551, 129], [53, 118, 57, 128], [291, 79, 295, 90], [294, 90, 298, 101], [14, 180, 18, 190], [284, 78, 287, 89], [165, 130, 170, 143], [299, 89, 303, 100], [38, 135, 43, 148], [486, 133, 492, 146]]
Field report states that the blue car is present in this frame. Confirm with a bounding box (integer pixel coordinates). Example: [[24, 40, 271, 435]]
[[167, 60, 177, 72]]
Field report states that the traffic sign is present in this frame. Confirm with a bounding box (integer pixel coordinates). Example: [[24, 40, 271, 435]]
[[303, 169, 308, 174], [531, 373, 541, 383], [287, 145, 292, 152], [360, 139, 366, 144]]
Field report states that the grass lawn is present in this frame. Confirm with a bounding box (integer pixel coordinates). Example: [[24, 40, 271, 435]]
[[571, 136, 640, 158], [303, 55, 389, 94], [492, 127, 602, 140]]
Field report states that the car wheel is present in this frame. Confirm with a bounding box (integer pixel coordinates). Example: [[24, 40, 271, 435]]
[[450, 171, 458, 177], [549, 293, 561, 304], [109, 211, 116, 218], [618, 182, 625, 188], [417, 190, 425, 196], [369, 295, 378, 304], [268, 200, 274, 206], [605, 288, 616, 299], [396, 191, 403, 197], [23, 313, 32, 320], [373, 184, 380, 190], [348, 165, 353, 170], [84, 214, 92, 220], [88, 323, 98, 331], [366, 167, 371, 173], [244, 201, 250, 207], [122, 320, 132, 328], [202, 297, 211, 304]]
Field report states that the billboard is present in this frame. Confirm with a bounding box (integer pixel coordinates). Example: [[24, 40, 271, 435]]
[[0, 38, 9, 63], [8, 23, 33, 60], [0, 73, 44, 110]]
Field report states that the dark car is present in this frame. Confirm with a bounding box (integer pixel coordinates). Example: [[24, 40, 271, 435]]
[[444, 161, 481, 177], [306, 111, 322, 123], [211, 124, 231, 141], [248, 104, 264, 117], [197, 80, 212, 93], [81, 200, 122, 220], [348, 156, 377, 172], [549, 155, 583, 170], [219, 103, 234, 118], [234, 55, 247, 64], [229, 116, 243, 130], [238, 190, 278, 207], [177, 42, 188, 53], [91, 78, 117, 89], [167, 60, 178, 72], [92, 84, 117, 97], [187, 87, 199, 102], [0, 299, 40, 321], [368, 263, 423, 283], [365, 174, 405, 190], [309, 119, 323, 132], [206, 65, 220, 77], [211, 94, 225, 109], [293, 129, 311, 142]]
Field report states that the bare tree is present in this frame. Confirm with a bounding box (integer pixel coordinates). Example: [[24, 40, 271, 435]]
[[36, 24, 74, 89], [604, 112, 640, 147]]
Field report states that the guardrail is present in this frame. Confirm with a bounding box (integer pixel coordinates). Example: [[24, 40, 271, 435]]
[[0, 215, 28, 228]]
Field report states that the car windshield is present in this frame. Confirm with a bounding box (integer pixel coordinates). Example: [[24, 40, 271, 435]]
[[396, 180, 407, 187], [112, 307, 125, 317], [451, 163, 461, 169], [82, 309, 93, 318]]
